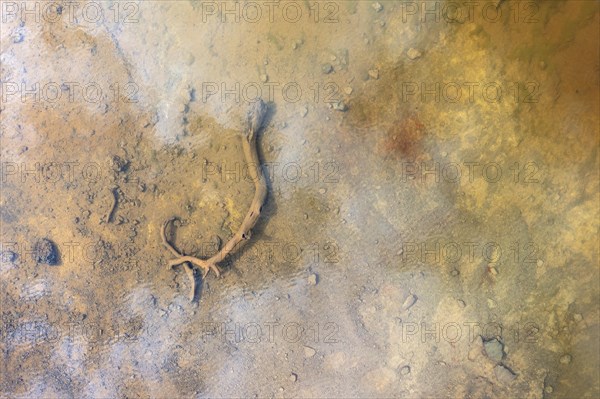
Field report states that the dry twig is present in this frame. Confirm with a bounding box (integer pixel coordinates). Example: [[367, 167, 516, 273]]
[[161, 100, 269, 301]]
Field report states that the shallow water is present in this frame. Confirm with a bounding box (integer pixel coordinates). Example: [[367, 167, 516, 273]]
[[1, 1, 599, 397]]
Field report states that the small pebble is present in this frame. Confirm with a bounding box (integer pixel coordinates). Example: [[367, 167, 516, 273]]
[[289, 373, 298, 382], [402, 294, 417, 311], [400, 365, 410, 375], [322, 63, 334, 74], [111, 155, 129, 173], [368, 69, 379, 80], [1, 250, 17, 263], [494, 364, 516, 384], [304, 346, 316, 357], [13, 33, 24, 43], [457, 299, 466, 308], [34, 238, 59, 265], [451, 269, 459, 276], [343, 86, 353, 95], [560, 354, 572, 364], [372, 2, 383, 12], [573, 313, 583, 322], [333, 101, 348, 112], [489, 267, 498, 275], [484, 338, 505, 362], [307, 273, 318, 286], [318, 188, 327, 194], [545, 385, 553, 394], [260, 74, 269, 83], [407, 48, 422, 60], [537, 259, 544, 267]]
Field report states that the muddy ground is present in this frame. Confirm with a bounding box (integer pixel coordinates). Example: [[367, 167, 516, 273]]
[[0, 1, 598, 398]]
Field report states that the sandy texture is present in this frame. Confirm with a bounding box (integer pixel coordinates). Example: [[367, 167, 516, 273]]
[[1, 1, 598, 397]]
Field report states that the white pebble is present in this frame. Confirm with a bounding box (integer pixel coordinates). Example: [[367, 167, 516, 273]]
[[304, 346, 316, 357], [407, 48, 422, 60], [372, 2, 383, 12]]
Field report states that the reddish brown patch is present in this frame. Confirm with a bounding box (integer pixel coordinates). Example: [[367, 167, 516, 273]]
[[379, 114, 427, 160]]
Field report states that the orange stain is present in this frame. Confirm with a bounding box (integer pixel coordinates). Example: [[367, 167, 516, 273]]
[[379, 113, 427, 160]]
